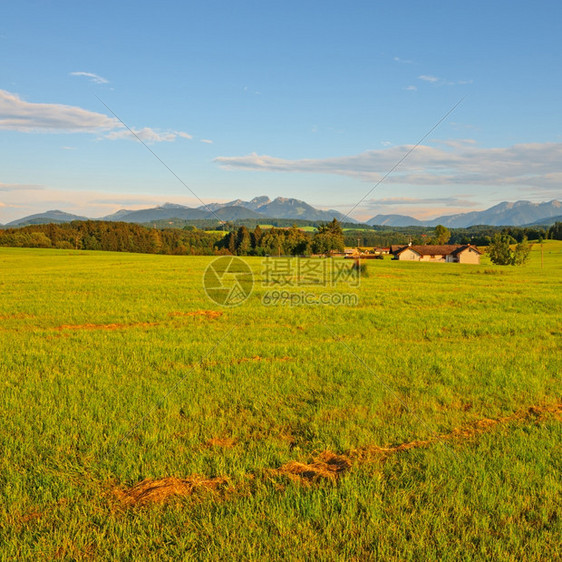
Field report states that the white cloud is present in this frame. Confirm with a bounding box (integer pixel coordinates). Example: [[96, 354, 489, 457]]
[[69, 71, 109, 84], [0, 182, 44, 191], [418, 76, 473, 87], [365, 197, 478, 208], [393, 56, 413, 64], [104, 127, 192, 143], [214, 142, 562, 189], [404, 85, 417, 91], [200, 139, 213, 144], [0, 89, 118, 132], [0, 90, 193, 142], [430, 138, 477, 148], [0, 187, 202, 223], [418, 75, 440, 83]]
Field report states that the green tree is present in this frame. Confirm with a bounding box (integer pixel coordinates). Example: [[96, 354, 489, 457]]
[[313, 219, 344, 255], [433, 224, 451, 245], [251, 225, 263, 249], [236, 226, 251, 255], [548, 221, 562, 240], [487, 234, 513, 265], [512, 237, 531, 265], [488, 233, 531, 266], [227, 231, 237, 254]]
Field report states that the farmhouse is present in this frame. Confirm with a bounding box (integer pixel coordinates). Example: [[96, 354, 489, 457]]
[[391, 244, 481, 264]]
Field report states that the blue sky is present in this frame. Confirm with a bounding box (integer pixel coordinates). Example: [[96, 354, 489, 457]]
[[1, 0, 561, 222]]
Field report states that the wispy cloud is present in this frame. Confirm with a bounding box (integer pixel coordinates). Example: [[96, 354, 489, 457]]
[[70, 71, 109, 84], [104, 128, 192, 142], [418, 75, 473, 86], [393, 56, 413, 64], [0, 89, 118, 132], [0, 182, 44, 191], [430, 138, 477, 148], [0, 90, 193, 143], [243, 86, 261, 95], [0, 187, 201, 223], [200, 139, 213, 144], [404, 85, 417, 91], [215, 142, 562, 189], [418, 75, 440, 83], [364, 197, 478, 209]]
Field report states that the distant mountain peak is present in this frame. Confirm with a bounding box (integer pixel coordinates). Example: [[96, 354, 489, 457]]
[[161, 202, 189, 209], [368, 199, 561, 228], [249, 195, 271, 206]]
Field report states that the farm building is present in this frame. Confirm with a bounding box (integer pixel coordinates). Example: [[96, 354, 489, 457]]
[[391, 244, 482, 264]]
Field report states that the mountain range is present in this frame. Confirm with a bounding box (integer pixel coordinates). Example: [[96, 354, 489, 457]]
[[367, 200, 561, 228], [3, 197, 354, 227], [2, 198, 560, 229]]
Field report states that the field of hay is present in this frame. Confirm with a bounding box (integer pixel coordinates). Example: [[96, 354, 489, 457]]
[[0, 242, 560, 560]]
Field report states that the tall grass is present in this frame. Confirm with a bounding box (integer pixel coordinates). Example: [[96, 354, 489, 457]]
[[0, 242, 560, 559]]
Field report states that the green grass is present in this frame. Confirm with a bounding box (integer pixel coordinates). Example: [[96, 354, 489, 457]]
[[0, 242, 560, 560]]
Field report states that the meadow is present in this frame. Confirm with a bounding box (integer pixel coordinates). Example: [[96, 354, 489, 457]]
[[0, 242, 560, 560]]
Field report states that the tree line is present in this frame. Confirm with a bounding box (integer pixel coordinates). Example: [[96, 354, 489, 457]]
[[0, 221, 224, 255], [0, 219, 559, 256], [0, 219, 346, 256], [216, 219, 345, 256], [347, 223, 555, 248]]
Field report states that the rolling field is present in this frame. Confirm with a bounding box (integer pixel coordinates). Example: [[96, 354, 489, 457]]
[[0, 243, 561, 560]]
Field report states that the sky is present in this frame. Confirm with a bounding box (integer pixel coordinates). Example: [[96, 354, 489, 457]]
[[1, 0, 561, 223]]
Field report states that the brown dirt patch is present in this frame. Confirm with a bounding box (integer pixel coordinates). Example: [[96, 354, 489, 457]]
[[205, 437, 236, 448], [353, 404, 561, 461], [55, 322, 159, 331], [170, 310, 223, 319], [231, 355, 292, 365], [275, 451, 352, 483], [446, 404, 561, 440], [114, 476, 228, 506], [20, 510, 43, 524], [111, 403, 560, 507], [0, 313, 35, 320]]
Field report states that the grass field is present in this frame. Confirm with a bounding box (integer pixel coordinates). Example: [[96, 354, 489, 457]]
[[0, 242, 560, 560]]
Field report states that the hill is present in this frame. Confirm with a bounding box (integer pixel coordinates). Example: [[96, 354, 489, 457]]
[[6, 210, 88, 227], [524, 214, 562, 227]]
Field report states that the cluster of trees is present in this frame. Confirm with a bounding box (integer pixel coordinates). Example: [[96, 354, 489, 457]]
[[547, 222, 562, 240], [0, 221, 224, 255], [217, 219, 345, 256], [0, 219, 346, 257], [499, 226, 547, 243], [345, 224, 452, 247]]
